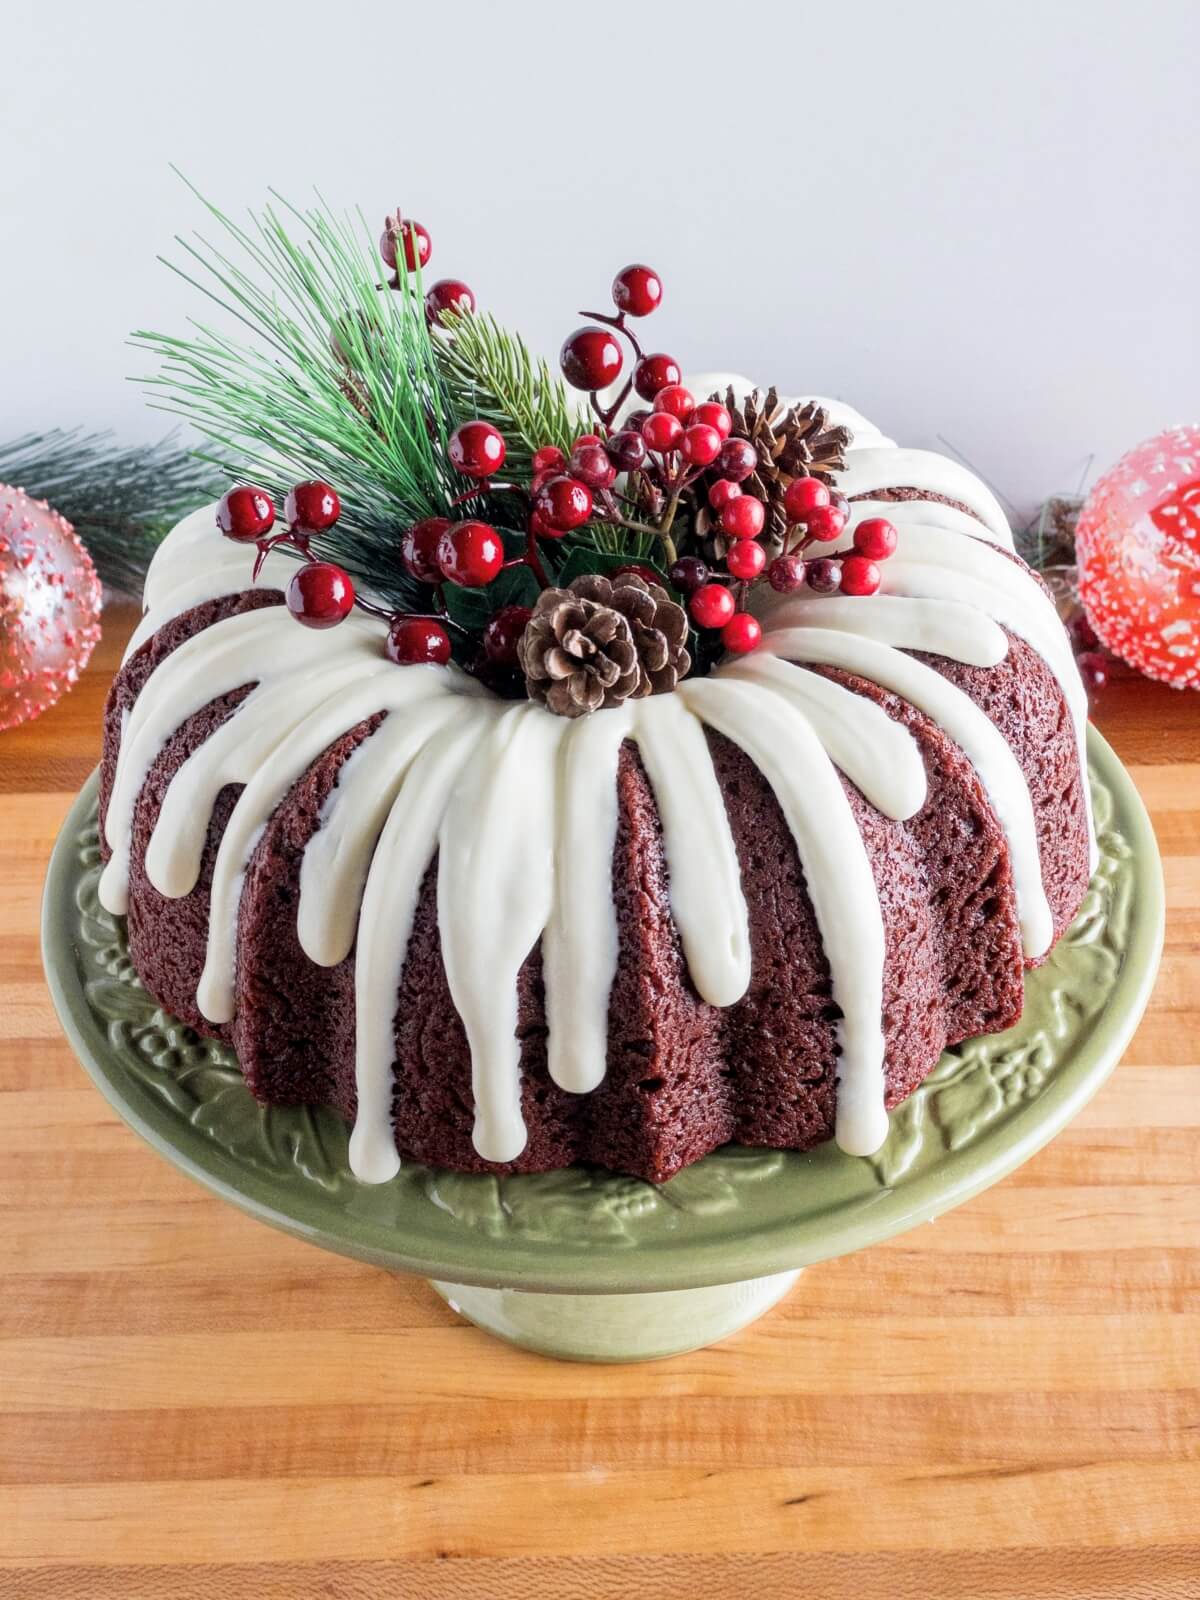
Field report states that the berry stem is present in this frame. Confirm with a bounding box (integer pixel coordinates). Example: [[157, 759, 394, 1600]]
[[578, 307, 645, 362], [524, 522, 550, 590]]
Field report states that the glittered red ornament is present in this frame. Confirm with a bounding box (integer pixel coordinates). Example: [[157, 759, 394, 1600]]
[[1076, 424, 1200, 689], [0, 486, 102, 731]]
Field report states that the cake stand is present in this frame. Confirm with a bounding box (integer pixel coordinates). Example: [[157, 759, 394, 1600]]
[[43, 729, 1163, 1362]]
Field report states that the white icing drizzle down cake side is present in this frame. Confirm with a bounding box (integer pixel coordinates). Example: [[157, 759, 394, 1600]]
[[99, 384, 1094, 1181]]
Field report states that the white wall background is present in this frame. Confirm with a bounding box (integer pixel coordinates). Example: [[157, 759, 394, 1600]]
[[4, 0, 1197, 516]]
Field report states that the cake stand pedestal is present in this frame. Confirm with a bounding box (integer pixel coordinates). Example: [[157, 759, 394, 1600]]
[[43, 731, 1163, 1363]]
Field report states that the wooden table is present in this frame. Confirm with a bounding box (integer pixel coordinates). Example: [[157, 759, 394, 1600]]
[[1, 603, 1197, 1599]]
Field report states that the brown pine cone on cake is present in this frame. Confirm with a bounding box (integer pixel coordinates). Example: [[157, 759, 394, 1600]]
[[519, 573, 690, 717]]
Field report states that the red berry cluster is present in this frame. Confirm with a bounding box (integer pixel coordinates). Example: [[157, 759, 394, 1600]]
[[379, 208, 476, 328], [763, 479, 897, 601]]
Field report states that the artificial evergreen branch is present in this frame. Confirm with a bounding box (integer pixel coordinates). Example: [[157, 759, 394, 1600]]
[[0, 428, 221, 596], [435, 310, 590, 474]]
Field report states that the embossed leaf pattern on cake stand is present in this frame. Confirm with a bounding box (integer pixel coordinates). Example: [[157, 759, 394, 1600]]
[[71, 768, 1131, 1237]]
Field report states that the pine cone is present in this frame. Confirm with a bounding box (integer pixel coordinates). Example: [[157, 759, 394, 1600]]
[[519, 573, 691, 717], [705, 386, 854, 552]]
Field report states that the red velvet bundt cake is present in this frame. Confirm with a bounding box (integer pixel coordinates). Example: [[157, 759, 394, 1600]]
[[97, 375, 1093, 1184]]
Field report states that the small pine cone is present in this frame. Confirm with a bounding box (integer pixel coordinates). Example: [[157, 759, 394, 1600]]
[[519, 574, 691, 717], [714, 386, 853, 553]]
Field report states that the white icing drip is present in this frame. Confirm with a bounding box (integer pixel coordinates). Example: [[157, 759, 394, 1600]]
[[763, 594, 1009, 669], [543, 703, 633, 1094], [720, 652, 928, 820], [437, 703, 567, 1164], [123, 547, 295, 665], [351, 714, 489, 1183], [682, 371, 896, 450], [760, 625, 1055, 959], [679, 675, 891, 1157], [834, 448, 1014, 549], [631, 692, 751, 1008]]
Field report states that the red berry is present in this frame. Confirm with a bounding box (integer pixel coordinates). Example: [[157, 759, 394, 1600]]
[[286, 562, 355, 628], [217, 485, 275, 543], [633, 353, 682, 401], [611, 263, 663, 317], [532, 445, 567, 476], [528, 507, 563, 541], [436, 520, 504, 587], [669, 556, 709, 595], [653, 384, 695, 421], [853, 517, 898, 561], [783, 476, 831, 522], [689, 582, 736, 630], [721, 495, 766, 540], [612, 563, 661, 587], [449, 420, 506, 479], [721, 612, 762, 654], [572, 433, 603, 452], [680, 423, 723, 466], [840, 554, 881, 596], [726, 539, 766, 580], [1077, 650, 1109, 691], [570, 442, 617, 490], [605, 429, 648, 472], [641, 412, 683, 454], [689, 402, 733, 440], [386, 616, 452, 666], [560, 327, 623, 392], [401, 516, 451, 583], [805, 557, 842, 595], [709, 478, 742, 512], [1069, 613, 1100, 653], [482, 604, 533, 666], [425, 278, 475, 325], [623, 408, 652, 433], [804, 504, 848, 542], [768, 555, 807, 594], [829, 490, 850, 521], [534, 475, 594, 532], [285, 480, 341, 533], [381, 218, 430, 272], [717, 438, 758, 483]]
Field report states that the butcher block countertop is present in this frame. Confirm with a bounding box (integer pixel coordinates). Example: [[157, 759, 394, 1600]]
[[1, 600, 1197, 1599]]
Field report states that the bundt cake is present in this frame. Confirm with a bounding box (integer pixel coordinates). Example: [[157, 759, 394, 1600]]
[[96, 375, 1094, 1185]]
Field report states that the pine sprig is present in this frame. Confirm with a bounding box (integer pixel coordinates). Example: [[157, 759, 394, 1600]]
[[0, 428, 222, 596], [435, 310, 590, 474]]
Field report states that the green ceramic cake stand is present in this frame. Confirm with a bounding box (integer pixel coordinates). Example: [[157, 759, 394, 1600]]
[[43, 728, 1163, 1362]]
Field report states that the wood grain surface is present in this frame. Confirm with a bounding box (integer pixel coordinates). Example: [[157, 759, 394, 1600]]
[[1, 602, 1197, 1598]]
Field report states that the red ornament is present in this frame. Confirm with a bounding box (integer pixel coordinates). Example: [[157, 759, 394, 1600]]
[[437, 521, 504, 586], [690, 402, 732, 440], [689, 582, 736, 629], [726, 539, 766, 580], [709, 478, 742, 513], [1075, 424, 1200, 689], [534, 476, 593, 532], [612, 264, 663, 317], [381, 217, 430, 272], [425, 278, 475, 325], [285, 480, 341, 533], [560, 327, 623, 392], [717, 438, 758, 483], [483, 604, 533, 666], [721, 612, 762, 654], [783, 476, 831, 522], [0, 487, 102, 731], [852, 517, 898, 561], [570, 443, 617, 491], [286, 562, 356, 628], [532, 445, 567, 476], [767, 554, 806, 594], [633, 353, 681, 401], [840, 554, 881, 596], [803, 504, 847, 542], [641, 412, 683, 455], [449, 420, 506, 479], [401, 516, 451, 583], [653, 385, 695, 422], [720, 495, 766, 541], [386, 616, 452, 666], [216, 485, 275, 543], [680, 423, 723, 466]]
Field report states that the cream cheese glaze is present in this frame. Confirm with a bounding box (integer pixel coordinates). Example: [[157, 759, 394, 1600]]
[[100, 386, 1092, 1178]]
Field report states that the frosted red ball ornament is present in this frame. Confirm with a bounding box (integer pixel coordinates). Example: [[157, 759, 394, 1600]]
[[0, 486, 102, 731], [1075, 424, 1200, 689]]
